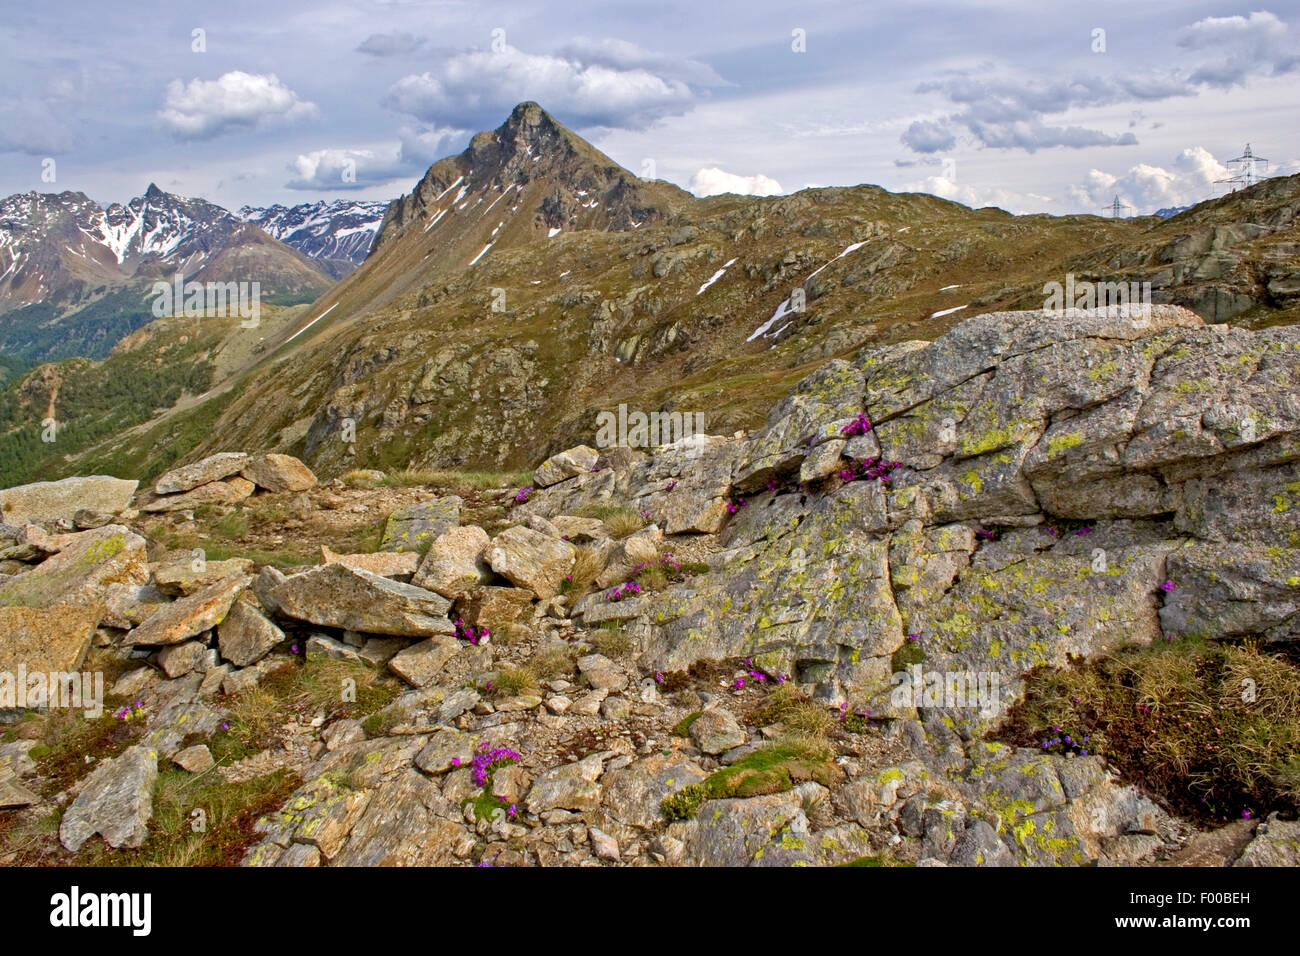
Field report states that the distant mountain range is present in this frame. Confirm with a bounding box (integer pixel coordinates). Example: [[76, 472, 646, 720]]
[[237, 200, 388, 279], [0, 187, 388, 361]]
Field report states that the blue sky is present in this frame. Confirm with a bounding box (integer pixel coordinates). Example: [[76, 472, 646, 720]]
[[1, 0, 1297, 214]]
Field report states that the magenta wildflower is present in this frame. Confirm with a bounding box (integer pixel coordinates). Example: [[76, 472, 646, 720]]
[[841, 412, 873, 436]]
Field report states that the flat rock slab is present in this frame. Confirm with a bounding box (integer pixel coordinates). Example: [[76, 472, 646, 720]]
[[129, 575, 252, 646], [152, 555, 254, 595], [140, 477, 255, 513], [0, 476, 137, 526], [525, 754, 605, 814], [154, 453, 249, 495], [690, 708, 747, 755], [0, 525, 147, 610], [0, 604, 101, 677], [59, 744, 157, 852], [269, 563, 454, 637], [380, 497, 462, 553], [320, 546, 420, 578]]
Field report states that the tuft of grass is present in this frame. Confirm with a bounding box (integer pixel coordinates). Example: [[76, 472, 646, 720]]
[[602, 508, 648, 540], [261, 656, 402, 721], [1000, 637, 1300, 821], [491, 664, 540, 699], [574, 504, 647, 539], [530, 644, 577, 680], [592, 621, 633, 659], [748, 683, 835, 739], [76, 767, 300, 867], [213, 508, 249, 539], [561, 544, 605, 600], [341, 469, 384, 489]]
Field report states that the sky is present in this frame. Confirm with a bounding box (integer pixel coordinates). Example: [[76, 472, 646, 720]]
[[1, 0, 1298, 215]]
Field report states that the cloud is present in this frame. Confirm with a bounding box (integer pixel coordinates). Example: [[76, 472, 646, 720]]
[[554, 37, 727, 87], [0, 99, 74, 154], [1065, 146, 1234, 213], [382, 43, 706, 131], [689, 167, 784, 197], [1178, 11, 1300, 86], [356, 32, 426, 57], [396, 124, 470, 168], [285, 147, 403, 190], [160, 71, 317, 140], [902, 10, 1300, 156], [903, 174, 1055, 215], [901, 119, 956, 154], [285, 125, 469, 190]]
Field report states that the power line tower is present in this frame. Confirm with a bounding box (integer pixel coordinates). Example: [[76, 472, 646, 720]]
[[1103, 194, 1133, 219], [1216, 143, 1269, 192]]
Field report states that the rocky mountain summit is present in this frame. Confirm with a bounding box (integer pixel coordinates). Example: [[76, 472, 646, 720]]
[[1, 304, 1297, 867]]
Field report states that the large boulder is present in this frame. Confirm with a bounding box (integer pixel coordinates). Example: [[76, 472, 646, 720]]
[[240, 453, 317, 492], [268, 563, 454, 637], [320, 546, 420, 578], [0, 476, 137, 526], [485, 526, 575, 599], [154, 453, 249, 494], [411, 525, 492, 598], [152, 554, 254, 596], [534, 445, 599, 487]]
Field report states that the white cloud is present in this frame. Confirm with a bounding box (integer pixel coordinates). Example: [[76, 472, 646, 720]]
[[1179, 11, 1300, 86], [903, 174, 1054, 214], [160, 71, 317, 140], [689, 167, 784, 197], [382, 44, 700, 131], [1066, 146, 1233, 213]]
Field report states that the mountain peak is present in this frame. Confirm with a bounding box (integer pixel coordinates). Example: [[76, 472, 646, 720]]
[[371, 102, 690, 255], [143, 182, 166, 200]]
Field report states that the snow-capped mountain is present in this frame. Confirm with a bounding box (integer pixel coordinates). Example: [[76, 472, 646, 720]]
[[237, 200, 388, 278], [0, 185, 335, 360]]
